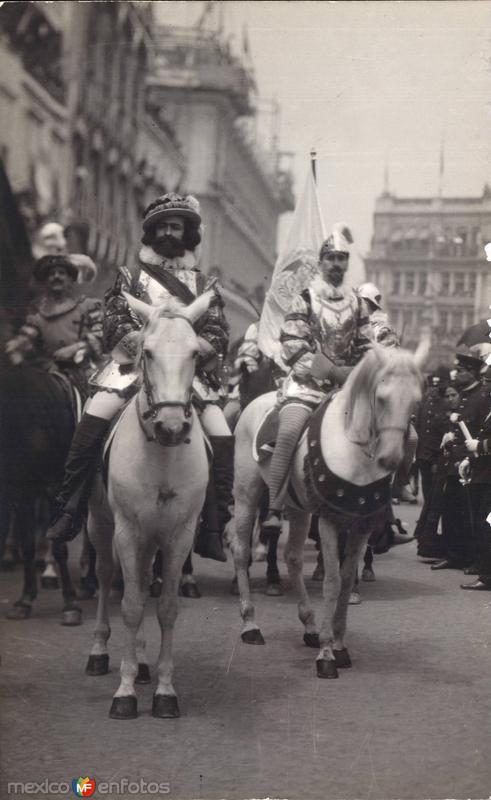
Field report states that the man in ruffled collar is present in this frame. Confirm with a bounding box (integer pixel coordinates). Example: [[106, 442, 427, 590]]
[[261, 224, 373, 534], [47, 194, 233, 564]]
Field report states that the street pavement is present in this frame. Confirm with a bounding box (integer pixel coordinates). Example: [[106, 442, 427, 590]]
[[1, 501, 491, 800]]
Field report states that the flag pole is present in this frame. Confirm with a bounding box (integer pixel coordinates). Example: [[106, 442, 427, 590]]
[[310, 147, 317, 183]]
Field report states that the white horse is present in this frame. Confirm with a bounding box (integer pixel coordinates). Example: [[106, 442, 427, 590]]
[[85, 291, 213, 718], [231, 345, 425, 678]]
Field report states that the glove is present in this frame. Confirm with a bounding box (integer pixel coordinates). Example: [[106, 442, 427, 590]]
[[465, 438, 479, 453], [458, 458, 471, 481], [441, 431, 455, 448]]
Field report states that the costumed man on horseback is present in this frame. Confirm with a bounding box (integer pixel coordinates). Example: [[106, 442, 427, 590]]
[[261, 223, 373, 535], [5, 252, 103, 399], [357, 282, 400, 348], [46, 193, 233, 562]]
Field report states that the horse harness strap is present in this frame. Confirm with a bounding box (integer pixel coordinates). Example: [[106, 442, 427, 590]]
[[304, 398, 392, 535], [141, 311, 193, 422]]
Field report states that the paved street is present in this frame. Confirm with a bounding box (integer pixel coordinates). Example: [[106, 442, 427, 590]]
[[1, 502, 491, 800]]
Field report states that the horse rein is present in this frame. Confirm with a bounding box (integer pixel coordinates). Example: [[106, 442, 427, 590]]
[[348, 387, 408, 460]]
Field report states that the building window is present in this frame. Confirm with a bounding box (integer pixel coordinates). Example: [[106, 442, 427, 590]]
[[439, 310, 449, 332], [451, 310, 463, 333], [392, 272, 401, 295], [468, 273, 477, 296], [454, 273, 465, 295], [419, 272, 427, 295], [441, 273, 450, 296], [403, 309, 413, 330], [405, 272, 415, 294]]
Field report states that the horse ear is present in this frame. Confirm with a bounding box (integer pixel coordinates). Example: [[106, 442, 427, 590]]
[[183, 289, 215, 323], [122, 291, 153, 324], [413, 332, 431, 370]]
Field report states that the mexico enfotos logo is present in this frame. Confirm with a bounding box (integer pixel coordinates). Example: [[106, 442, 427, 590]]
[[7, 778, 171, 795]]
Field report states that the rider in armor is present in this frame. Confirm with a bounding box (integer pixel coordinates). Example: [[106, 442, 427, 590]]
[[46, 193, 233, 561], [261, 224, 373, 533], [357, 282, 400, 348], [5, 253, 103, 398]]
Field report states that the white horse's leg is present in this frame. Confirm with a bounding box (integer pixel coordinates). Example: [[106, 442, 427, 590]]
[[153, 527, 194, 719], [284, 508, 318, 647], [85, 481, 114, 676], [110, 522, 153, 719], [232, 453, 266, 645], [332, 531, 370, 668], [316, 517, 342, 678]]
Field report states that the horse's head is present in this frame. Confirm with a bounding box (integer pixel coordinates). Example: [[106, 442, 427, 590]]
[[124, 290, 214, 446], [344, 345, 424, 472]]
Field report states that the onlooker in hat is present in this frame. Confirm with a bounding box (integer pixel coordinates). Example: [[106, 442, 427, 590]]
[[46, 193, 233, 562], [5, 254, 103, 398], [431, 352, 489, 572]]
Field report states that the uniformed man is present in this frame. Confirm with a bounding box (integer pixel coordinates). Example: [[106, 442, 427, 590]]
[[431, 352, 489, 571], [5, 254, 103, 398], [46, 193, 232, 560], [261, 224, 373, 533]]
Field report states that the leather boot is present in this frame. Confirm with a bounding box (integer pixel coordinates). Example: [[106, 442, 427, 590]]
[[46, 414, 110, 542], [194, 435, 234, 562]]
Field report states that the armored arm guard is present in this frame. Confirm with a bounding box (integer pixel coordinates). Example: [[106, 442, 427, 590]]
[[79, 298, 104, 358], [195, 285, 230, 365], [352, 296, 375, 362], [103, 267, 142, 358], [279, 289, 317, 379]]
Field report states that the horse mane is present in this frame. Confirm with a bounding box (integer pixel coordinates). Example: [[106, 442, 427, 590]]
[[343, 346, 421, 443]]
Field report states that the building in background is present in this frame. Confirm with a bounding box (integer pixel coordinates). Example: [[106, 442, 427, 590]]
[[0, 2, 294, 343], [147, 25, 294, 341], [364, 187, 491, 368]]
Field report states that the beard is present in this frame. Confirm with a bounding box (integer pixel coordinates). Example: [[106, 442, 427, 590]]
[[327, 267, 345, 287], [152, 235, 186, 259]]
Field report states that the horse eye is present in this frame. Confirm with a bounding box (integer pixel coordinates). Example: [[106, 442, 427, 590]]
[[143, 348, 153, 360]]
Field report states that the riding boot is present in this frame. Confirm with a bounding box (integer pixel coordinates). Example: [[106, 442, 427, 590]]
[[194, 435, 234, 562], [46, 413, 110, 542]]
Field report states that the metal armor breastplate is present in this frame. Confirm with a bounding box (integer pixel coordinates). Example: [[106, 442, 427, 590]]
[[310, 288, 359, 363]]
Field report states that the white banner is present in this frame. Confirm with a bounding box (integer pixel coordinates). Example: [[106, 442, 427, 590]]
[[258, 166, 325, 365]]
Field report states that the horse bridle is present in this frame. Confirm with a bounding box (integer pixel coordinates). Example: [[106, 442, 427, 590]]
[[138, 310, 194, 425], [350, 386, 409, 460]]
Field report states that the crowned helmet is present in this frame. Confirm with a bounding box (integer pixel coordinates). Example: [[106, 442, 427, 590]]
[[319, 223, 354, 259], [142, 193, 201, 233], [358, 282, 382, 309]]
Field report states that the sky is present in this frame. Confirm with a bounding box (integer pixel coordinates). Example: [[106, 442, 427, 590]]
[[157, 1, 491, 283]]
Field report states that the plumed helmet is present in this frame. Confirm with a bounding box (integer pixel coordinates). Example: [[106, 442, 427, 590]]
[[358, 282, 382, 309], [33, 254, 78, 283], [319, 222, 354, 259], [33, 222, 68, 260], [142, 193, 201, 233]]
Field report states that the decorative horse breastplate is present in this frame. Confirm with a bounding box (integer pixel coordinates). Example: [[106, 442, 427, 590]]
[[303, 399, 392, 535]]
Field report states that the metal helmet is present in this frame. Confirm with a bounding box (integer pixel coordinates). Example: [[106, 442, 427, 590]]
[[358, 282, 382, 309]]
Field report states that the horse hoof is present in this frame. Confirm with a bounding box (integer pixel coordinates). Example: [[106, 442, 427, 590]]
[[303, 632, 320, 649], [230, 578, 240, 596], [109, 695, 137, 720], [149, 579, 162, 598], [334, 648, 352, 668], [316, 659, 339, 679], [152, 693, 180, 718], [179, 582, 201, 599], [86, 654, 109, 676], [311, 566, 324, 582], [266, 581, 283, 597], [362, 568, 376, 582], [241, 629, 265, 645], [135, 663, 151, 684], [349, 592, 362, 605], [41, 576, 59, 590], [6, 602, 32, 620], [61, 606, 82, 626]]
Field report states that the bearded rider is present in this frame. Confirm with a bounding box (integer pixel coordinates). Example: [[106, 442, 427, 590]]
[[46, 193, 233, 562], [261, 225, 374, 534]]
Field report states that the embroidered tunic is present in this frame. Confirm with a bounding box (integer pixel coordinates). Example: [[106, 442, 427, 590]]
[[91, 247, 229, 402], [278, 277, 373, 406]]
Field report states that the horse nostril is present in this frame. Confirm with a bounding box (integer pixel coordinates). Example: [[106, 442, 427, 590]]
[[182, 421, 191, 437]]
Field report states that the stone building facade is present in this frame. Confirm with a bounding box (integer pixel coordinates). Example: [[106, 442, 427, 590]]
[[364, 188, 491, 368]]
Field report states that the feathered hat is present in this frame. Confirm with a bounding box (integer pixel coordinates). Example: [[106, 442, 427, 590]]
[[319, 222, 354, 259]]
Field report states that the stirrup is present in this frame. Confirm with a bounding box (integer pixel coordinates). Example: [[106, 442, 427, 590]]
[[261, 510, 282, 530]]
